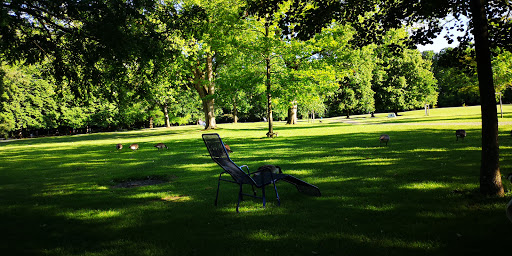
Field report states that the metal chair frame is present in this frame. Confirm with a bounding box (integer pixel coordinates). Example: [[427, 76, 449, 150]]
[[202, 133, 282, 212]]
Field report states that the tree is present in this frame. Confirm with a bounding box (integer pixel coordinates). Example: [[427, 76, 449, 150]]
[[244, 3, 292, 137], [0, 62, 58, 138], [1, 0, 165, 99], [312, 23, 377, 118], [373, 29, 438, 114], [215, 52, 264, 123], [157, 0, 245, 130], [432, 48, 480, 107], [493, 48, 512, 95], [469, 0, 504, 196], [248, 0, 510, 196]]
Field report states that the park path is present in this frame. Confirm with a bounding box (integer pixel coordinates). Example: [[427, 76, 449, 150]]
[[338, 120, 512, 126]]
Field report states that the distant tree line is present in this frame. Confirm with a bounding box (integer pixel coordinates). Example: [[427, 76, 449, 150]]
[[1, 0, 511, 140], [2, 41, 511, 139]]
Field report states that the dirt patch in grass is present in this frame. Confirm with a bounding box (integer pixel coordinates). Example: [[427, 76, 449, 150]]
[[111, 175, 175, 188]]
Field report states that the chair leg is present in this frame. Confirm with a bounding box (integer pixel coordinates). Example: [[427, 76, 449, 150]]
[[261, 186, 266, 208], [272, 181, 281, 206], [269, 172, 281, 206], [236, 184, 243, 213], [214, 174, 222, 206]]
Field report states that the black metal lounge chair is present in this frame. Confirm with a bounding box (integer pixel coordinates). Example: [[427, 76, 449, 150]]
[[202, 133, 321, 212]]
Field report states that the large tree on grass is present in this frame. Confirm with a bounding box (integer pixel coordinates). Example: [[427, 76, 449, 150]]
[[248, 0, 511, 196], [0, 62, 58, 138], [373, 29, 438, 115], [432, 48, 480, 107], [158, 0, 245, 130]]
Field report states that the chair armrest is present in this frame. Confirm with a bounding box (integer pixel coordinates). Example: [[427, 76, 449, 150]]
[[240, 165, 250, 174], [250, 168, 273, 177]]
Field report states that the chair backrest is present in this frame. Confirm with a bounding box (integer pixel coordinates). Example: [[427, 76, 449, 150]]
[[202, 133, 254, 184]]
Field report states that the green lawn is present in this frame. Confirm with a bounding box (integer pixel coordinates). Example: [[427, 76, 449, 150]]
[[1, 105, 512, 256]]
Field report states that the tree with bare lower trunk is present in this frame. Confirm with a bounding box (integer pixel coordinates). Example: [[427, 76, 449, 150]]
[[247, 0, 508, 196], [191, 53, 217, 130]]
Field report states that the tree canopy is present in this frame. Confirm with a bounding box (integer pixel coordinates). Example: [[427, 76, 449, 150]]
[[246, 0, 511, 196]]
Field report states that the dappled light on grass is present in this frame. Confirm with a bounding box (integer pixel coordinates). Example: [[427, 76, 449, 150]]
[[416, 210, 457, 219], [363, 204, 397, 212], [340, 233, 441, 251], [61, 209, 122, 221], [400, 182, 450, 191], [248, 229, 283, 241], [161, 195, 191, 202], [2, 106, 512, 255], [123, 192, 192, 203]]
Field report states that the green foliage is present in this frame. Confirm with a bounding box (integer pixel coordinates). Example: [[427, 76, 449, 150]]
[[432, 48, 479, 107], [3, 0, 512, 138], [373, 29, 438, 113], [170, 114, 193, 126], [316, 24, 377, 117], [0, 62, 59, 136], [0, 113, 14, 139], [88, 102, 119, 128], [1, 0, 165, 100], [493, 48, 512, 93]]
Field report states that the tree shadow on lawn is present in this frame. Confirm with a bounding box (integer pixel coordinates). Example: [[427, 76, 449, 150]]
[[2, 127, 511, 255], [369, 115, 484, 124], [0, 125, 201, 146]]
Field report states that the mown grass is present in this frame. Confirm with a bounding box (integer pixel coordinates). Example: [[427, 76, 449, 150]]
[[1, 105, 512, 256]]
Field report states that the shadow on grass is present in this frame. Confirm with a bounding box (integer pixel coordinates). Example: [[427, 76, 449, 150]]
[[1, 125, 511, 256]]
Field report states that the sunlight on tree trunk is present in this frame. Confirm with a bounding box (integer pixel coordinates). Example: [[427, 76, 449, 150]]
[[287, 103, 298, 124], [164, 102, 170, 128], [203, 99, 216, 129], [233, 97, 239, 124], [192, 53, 217, 130]]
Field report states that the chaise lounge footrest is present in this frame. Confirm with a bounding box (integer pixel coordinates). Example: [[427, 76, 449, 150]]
[[281, 176, 321, 197]]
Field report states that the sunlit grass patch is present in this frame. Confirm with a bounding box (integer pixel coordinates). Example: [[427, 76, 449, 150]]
[[1, 106, 512, 256], [363, 204, 397, 212], [248, 229, 284, 241], [62, 209, 122, 221], [399, 182, 450, 190], [161, 195, 191, 202]]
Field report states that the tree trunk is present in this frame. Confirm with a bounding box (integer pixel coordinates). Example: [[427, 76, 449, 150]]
[[192, 53, 217, 130], [346, 110, 350, 119], [202, 98, 216, 129], [233, 96, 238, 123], [149, 116, 154, 128], [266, 56, 274, 136], [205, 53, 216, 129], [470, 0, 504, 196], [287, 104, 298, 124], [163, 101, 171, 128], [265, 22, 276, 138]]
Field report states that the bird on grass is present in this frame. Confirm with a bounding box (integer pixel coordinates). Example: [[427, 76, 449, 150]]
[[116, 144, 123, 150], [224, 144, 233, 153], [456, 129, 466, 141], [379, 134, 390, 146], [129, 144, 139, 151], [154, 143, 168, 150]]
